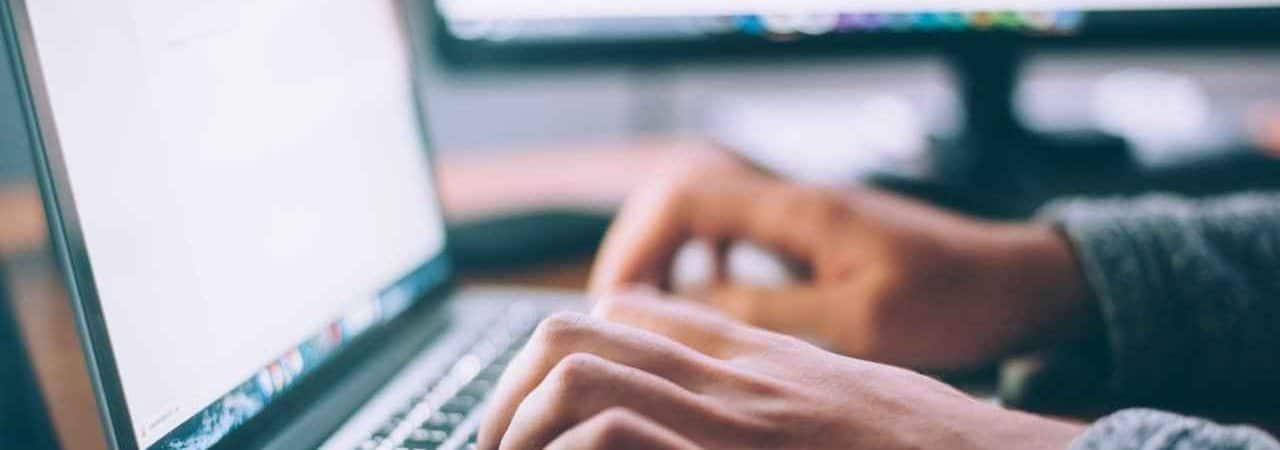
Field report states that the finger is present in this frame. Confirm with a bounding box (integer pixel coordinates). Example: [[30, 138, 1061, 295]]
[[477, 312, 725, 450], [590, 179, 690, 291], [591, 288, 758, 358], [594, 287, 838, 362], [589, 154, 764, 292], [546, 408, 702, 450], [702, 284, 836, 340], [595, 290, 849, 383], [590, 174, 844, 295], [499, 354, 733, 450]]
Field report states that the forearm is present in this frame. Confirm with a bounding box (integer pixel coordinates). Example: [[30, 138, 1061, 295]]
[[1041, 192, 1280, 403]]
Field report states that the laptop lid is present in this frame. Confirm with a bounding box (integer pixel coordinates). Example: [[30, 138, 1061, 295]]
[[3, 1, 454, 449]]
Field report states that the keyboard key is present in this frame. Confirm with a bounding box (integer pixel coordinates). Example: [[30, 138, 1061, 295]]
[[366, 306, 542, 450], [401, 428, 449, 449], [440, 394, 479, 413]]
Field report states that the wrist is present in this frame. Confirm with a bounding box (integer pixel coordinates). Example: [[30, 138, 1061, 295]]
[[942, 392, 1086, 450], [983, 407, 1087, 450], [988, 223, 1100, 350]]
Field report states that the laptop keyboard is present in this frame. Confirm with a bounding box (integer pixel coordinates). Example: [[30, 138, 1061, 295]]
[[356, 306, 543, 450]]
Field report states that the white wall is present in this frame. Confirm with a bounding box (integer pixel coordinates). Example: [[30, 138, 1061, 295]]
[[416, 43, 1280, 157]]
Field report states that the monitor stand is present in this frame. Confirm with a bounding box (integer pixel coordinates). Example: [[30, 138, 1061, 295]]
[[875, 41, 1280, 219], [871, 41, 1133, 219]]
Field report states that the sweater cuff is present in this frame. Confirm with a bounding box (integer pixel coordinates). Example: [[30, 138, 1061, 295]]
[[1071, 408, 1280, 450], [1039, 198, 1194, 399]]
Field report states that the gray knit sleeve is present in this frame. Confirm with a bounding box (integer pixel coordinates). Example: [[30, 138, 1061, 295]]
[[1071, 409, 1280, 450], [1041, 192, 1280, 403]]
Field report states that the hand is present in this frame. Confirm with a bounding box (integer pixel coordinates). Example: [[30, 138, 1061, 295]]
[[590, 163, 1096, 371], [476, 291, 1086, 450]]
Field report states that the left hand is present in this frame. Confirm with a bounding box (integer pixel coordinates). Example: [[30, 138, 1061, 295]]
[[476, 290, 1085, 450], [589, 161, 1095, 372]]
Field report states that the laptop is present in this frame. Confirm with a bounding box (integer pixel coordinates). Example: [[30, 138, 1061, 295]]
[[3, 1, 578, 449]]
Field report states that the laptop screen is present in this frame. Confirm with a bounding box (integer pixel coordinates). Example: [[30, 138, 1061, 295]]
[[19, 1, 447, 448]]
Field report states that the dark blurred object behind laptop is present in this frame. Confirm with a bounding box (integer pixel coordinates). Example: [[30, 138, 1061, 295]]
[[0, 271, 60, 450]]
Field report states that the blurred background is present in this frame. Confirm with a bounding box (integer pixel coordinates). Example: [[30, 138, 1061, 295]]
[[422, 49, 1280, 167], [4, 2, 1280, 449], [411, 3, 1280, 271], [6, 4, 1280, 227]]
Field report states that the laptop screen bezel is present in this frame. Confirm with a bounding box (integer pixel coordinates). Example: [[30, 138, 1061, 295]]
[[2, 1, 458, 449]]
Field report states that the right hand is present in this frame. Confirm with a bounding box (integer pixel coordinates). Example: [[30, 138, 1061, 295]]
[[476, 291, 1086, 450], [590, 161, 1096, 371]]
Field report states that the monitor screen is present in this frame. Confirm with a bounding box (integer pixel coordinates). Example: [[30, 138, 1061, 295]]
[[19, 1, 447, 449], [434, 0, 1280, 48]]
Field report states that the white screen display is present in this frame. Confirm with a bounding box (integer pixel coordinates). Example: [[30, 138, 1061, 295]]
[[23, 0, 445, 446]]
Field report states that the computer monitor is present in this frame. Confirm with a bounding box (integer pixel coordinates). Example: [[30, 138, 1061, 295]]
[[426, 0, 1280, 213], [4, 1, 451, 449], [428, 0, 1280, 66]]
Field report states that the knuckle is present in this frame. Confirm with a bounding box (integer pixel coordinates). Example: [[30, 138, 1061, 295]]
[[533, 312, 594, 347], [761, 185, 847, 237], [728, 369, 787, 398], [548, 352, 608, 393], [705, 400, 793, 448], [593, 407, 638, 438], [649, 170, 697, 204], [793, 186, 848, 227], [726, 387, 817, 447], [596, 406, 637, 424], [734, 290, 772, 324], [752, 327, 817, 355], [723, 298, 763, 326], [620, 175, 695, 229], [591, 408, 640, 448], [856, 277, 908, 326]]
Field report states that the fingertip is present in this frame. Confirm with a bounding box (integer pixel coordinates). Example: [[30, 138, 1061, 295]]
[[589, 263, 667, 298], [590, 284, 662, 318]]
